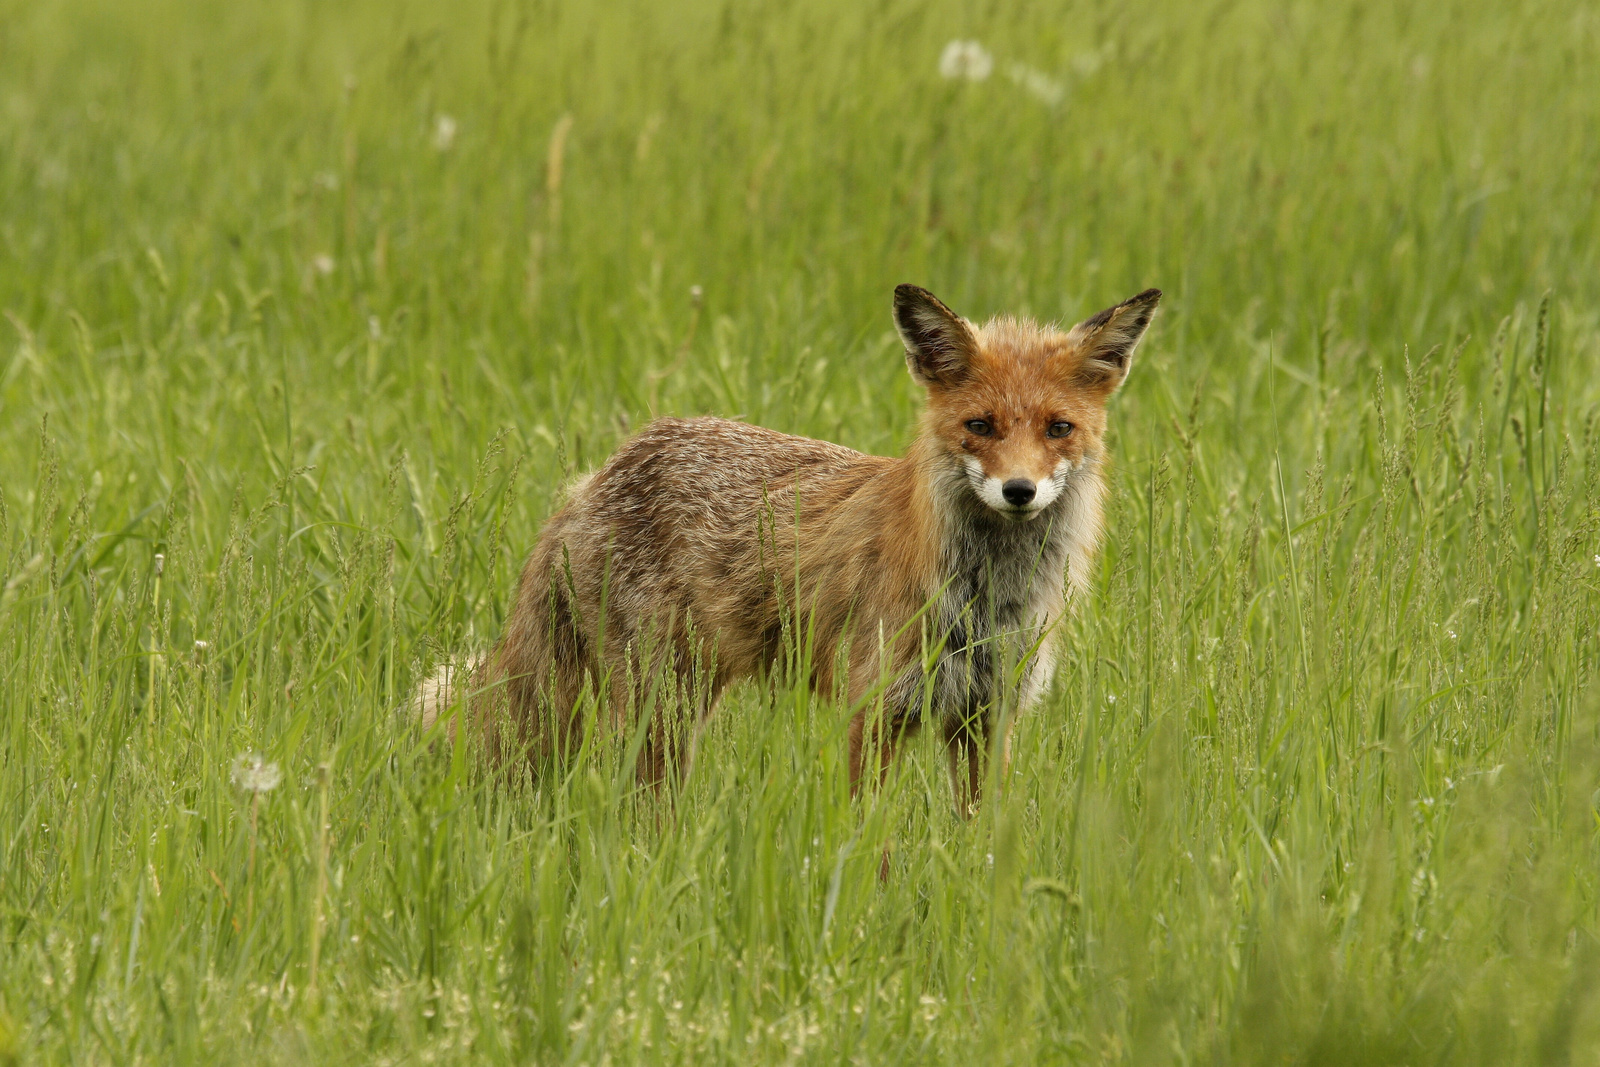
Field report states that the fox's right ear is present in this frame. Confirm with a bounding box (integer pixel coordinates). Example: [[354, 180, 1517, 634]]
[[894, 284, 978, 387], [1068, 288, 1161, 393]]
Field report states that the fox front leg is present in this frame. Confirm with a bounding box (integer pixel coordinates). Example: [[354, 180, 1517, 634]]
[[847, 706, 922, 794], [943, 729, 985, 818]]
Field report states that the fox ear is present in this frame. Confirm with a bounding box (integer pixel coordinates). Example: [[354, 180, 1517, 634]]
[[1069, 288, 1162, 392], [894, 284, 978, 387]]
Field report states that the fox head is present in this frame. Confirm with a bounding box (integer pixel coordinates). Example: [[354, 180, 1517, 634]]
[[894, 283, 1160, 521]]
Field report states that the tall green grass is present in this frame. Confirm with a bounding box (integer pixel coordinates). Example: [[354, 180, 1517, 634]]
[[2, 0, 1598, 1061]]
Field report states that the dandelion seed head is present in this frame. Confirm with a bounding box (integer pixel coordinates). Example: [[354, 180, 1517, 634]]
[[433, 114, 458, 152], [231, 753, 282, 794], [939, 40, 993, 82]]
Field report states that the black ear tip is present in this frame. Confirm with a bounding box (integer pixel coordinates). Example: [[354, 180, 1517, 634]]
[[895, 283, 931, 303], [1129, 287, 1163, 306]]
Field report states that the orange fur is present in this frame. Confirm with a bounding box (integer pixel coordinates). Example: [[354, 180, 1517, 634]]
[[446, 284, 1159, 812]]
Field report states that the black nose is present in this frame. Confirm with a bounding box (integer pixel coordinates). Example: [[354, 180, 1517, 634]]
[[1001, 479, 1036, 506]]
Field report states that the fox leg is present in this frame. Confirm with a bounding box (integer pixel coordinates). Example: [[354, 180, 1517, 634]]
[[997, 718, 1016, 788], [633, 627, 726, 794], [845, 707, 917, 883], [631, 661, 691, 793], [944, 733, 980, 817], [943, 713, 991, 818], [847, 707, 920, 794]]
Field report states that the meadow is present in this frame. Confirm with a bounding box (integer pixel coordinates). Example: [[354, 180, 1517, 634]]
[[2, 0, 1599, 1061]]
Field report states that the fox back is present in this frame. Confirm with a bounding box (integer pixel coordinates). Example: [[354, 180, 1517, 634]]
[[440, 284, 1159, 810]]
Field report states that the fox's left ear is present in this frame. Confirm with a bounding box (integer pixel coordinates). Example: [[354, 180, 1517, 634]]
[[1069, 288, 1162, 392]]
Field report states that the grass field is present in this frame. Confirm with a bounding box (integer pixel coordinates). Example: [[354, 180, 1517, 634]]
[[3, 0, 1600, 1061]]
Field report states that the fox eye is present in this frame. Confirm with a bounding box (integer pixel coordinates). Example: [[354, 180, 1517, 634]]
[[964, 419, 993, 436], [1047, 421, 1074, 439]]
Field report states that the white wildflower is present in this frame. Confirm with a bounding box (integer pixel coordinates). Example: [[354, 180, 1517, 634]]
[[939, 40, 993, 81], [433, 114, 458, 152], [231, 753, 282, 794], [193, 640, 209, 653], [1007, 62, 1065, 105], [312, 253, 335, 276]]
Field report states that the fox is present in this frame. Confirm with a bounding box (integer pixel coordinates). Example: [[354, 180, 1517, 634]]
[[420, 283, 1159, 814]]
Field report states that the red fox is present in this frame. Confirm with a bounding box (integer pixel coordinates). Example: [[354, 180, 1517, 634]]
[[422, 284, 1159, 813]]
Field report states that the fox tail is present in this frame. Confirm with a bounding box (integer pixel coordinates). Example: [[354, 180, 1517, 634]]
[[411, 655, 486, 731]]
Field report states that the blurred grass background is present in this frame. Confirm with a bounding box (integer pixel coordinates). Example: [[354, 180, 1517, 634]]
[[2, 0, 1599, 1062]]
